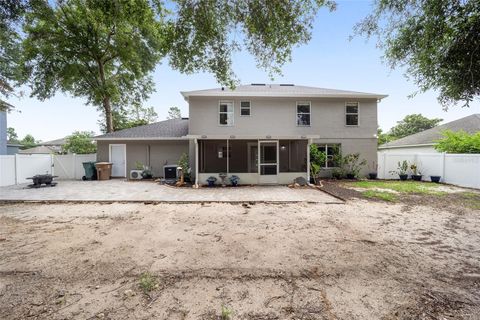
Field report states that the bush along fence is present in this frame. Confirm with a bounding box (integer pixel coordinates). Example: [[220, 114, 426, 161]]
[[0, 153, 96, 187], [377, 152, 480, 189]]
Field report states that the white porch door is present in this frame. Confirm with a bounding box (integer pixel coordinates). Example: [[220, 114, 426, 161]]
[[109, 144, 126, 177], [258, 141, 278, 184]]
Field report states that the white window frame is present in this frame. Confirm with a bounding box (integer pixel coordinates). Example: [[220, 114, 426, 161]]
[[315, 144, 341, 169], [240, 101, 251, 117], [296, 101, 311, 127], [218, 100, 234, 126], [345, 102, 359, 126]]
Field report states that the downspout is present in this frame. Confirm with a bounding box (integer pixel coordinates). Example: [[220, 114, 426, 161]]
[[307, 138, 312, 185], [194, 138, 199, 187]]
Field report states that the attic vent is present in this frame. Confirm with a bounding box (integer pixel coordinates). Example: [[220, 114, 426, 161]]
[[251, 83, 266, 86], [181, 117, 189, 120], [280, 84, 294, 86]]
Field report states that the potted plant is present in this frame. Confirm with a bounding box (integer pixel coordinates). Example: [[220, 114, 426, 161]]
[[229, 175, 240, 186], [368, 161, 378, 180], [343, 153, 367, 180], [410, 163, 422, 181], [430, 175, 441, 183], [206, 176, 217, 187], [141, 166, 153, 179], [391, 160, 409, 181]]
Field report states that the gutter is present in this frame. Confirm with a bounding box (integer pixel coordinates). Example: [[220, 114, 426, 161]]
[[94, 137, 189, 141], [378, 143, 435, 149]]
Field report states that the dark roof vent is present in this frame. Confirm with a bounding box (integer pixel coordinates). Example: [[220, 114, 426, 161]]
[[221, 87, 224, 91], [251, 83, 266, 86], [181, 117, 189, 120], [279, 83, 294, 86]]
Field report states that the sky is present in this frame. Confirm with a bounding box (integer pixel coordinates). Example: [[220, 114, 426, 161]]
[[6, 0, 480, 142]]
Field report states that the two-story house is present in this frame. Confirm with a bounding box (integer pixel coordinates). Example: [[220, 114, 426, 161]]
[[96, 84, 387, 184]]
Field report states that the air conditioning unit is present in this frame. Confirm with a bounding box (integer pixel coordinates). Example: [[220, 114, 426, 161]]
[[163, 165, 178, 180], [130, 170, 143, 180]]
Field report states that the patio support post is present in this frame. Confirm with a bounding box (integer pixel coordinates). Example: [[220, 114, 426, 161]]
[[226, 139, 229, 175], [194, 138, 199, 187], [307, 138, 312, 184]]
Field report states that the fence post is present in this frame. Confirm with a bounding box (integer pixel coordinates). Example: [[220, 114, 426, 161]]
[[383, 152, 387, 179], [442, 152, 446, 182], [73, 154, 77, 179], [14, 154, 18, 185]]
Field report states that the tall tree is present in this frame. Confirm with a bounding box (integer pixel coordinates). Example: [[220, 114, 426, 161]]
[[19, 0, 335, 132], [7, 127, 19, 143], [20, 133, 37, 149], [98, 102, 158, 133], [389, 114, 442, 139], [356, 0, 480, 109], [0, 0, 27, 111], [377, 128, 394, 145], [167, 106, 181, 119], [22, 0, 167, 132]]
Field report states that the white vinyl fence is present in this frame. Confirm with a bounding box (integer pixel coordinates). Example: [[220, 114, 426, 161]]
[[378, 152, 480, 189], [0, 153, 96, 187]]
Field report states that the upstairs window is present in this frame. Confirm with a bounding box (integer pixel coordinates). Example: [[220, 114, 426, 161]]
[[219, 101, 234, 126], [346, 102, 359, 126], [240, 101, 251, 116], [296, 102, 311, 126]]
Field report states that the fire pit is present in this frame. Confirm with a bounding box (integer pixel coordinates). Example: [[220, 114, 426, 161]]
[[26, 174, 58, 188]]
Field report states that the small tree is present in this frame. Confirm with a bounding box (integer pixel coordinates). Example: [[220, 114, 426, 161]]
[[435, 130, 480, 154], [63, 131, 96, 154], [178, 152, 190, 180], [342, 153, 367, 178], [167, 107, 181, 120], [19, 134, 37, 149], [309, 144, 327, 185]]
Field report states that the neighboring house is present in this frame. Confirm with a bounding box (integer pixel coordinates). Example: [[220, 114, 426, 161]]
[[379, 114, 480, 154], [6, 141, 22, 155], [0, 111, 6, 155], [95, 84, 387, 184], [18, 137, 67, 154]]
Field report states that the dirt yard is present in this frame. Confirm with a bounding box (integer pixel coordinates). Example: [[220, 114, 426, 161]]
[[1, 199, 479, 319]]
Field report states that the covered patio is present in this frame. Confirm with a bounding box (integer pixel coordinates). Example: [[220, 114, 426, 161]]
[[192, 136, 317, 185]]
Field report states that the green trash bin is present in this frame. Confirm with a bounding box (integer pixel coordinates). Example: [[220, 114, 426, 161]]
[[82, 162, 97, 180]]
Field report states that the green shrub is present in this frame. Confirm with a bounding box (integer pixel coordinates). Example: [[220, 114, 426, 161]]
[[435, 130, 480, 153]]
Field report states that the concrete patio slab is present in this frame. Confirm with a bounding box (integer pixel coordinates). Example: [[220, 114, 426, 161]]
[[0, 180, 342, 203]]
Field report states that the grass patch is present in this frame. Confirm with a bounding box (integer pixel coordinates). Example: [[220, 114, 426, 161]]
[[348, 180, 445, 195], [461, 192, 480, 209], [139, 272, 156, 294], [362, 190, 397, 202]]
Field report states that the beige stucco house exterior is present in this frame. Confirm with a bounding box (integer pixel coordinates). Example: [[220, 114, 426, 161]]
[[95, 84, 387, 184]]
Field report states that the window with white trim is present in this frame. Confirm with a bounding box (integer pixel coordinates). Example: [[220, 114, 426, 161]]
[[219, 101, 234, 126], [315, 144, 341, 168], [240, 101, 251, 116], [296, 102, 311, 126], [345, 102, 359, 126]]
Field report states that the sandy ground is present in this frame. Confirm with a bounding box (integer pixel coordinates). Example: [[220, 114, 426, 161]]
[[0, 201, 479, 320]]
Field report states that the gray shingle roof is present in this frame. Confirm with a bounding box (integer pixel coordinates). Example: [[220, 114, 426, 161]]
[[95, 118, 189, 140], [181, 84, 387, 100], [379, 114, 480, 148]]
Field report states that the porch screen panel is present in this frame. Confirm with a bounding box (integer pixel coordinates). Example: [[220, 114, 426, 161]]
[[279, 140, 308, 172], [228, 140, 253, 173], [199, 140, 227, 173]]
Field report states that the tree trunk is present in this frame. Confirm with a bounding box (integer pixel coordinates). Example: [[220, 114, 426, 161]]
[[103, 96, 114, 133]]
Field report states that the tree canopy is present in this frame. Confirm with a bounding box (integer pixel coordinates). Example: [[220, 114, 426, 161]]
[[356, 0, 480, 108], [389, 114, 442, 139], [98, 103, 158, 133], [15, 0, 335, 132], [0, 0, 27, 111], [63, 131, 97, 154], [435, 130, 480, 153], [167, 106, 181, 119]]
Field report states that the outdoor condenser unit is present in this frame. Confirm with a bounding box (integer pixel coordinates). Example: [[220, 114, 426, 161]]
[[130, 170, 143, 180], [163, 165, 178, 180]]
